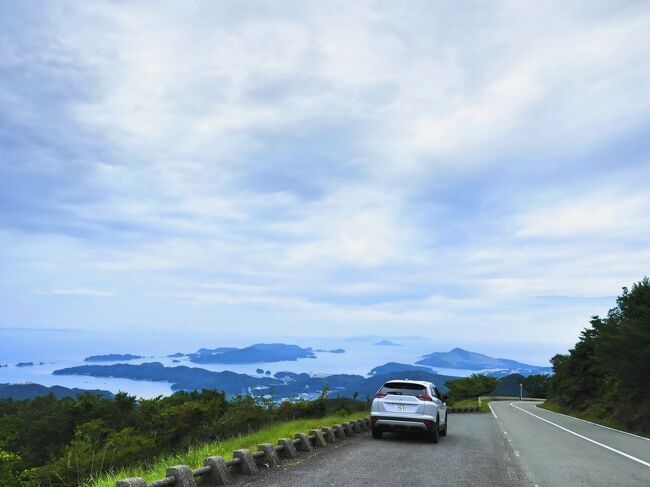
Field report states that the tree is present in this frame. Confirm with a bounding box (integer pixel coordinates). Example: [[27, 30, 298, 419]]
[[0, 449, 22, 487], [445, 375, 498, 402], [548, 278, 650, 432]]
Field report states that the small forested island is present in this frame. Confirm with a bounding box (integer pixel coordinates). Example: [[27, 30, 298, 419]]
[[368, 362, 435, 375], [315, 348, 346, 353], [416, 347, 551, 374], [373, 339, 400, 346], [84, 353, 143, 362], [16, 362, 34, 367], [188, 343, 316, 364]]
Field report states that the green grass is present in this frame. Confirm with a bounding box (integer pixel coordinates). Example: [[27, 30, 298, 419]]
[[537, 401, 649, 437], [91, 411, 366, 487], [449, 398, 490, 413]]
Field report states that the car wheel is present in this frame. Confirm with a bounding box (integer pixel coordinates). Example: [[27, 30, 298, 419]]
[[372, 428, 383, 439], [429, 418, 439, 443], [440, 413, 448, 436]]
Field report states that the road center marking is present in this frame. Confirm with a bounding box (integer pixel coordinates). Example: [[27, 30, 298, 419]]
[[510, 403, 650, 468]]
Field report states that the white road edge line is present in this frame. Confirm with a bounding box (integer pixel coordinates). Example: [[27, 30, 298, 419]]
[[532, 403, 650, 442], [488, 402, 498, 419], [509, 403, 650, 469]]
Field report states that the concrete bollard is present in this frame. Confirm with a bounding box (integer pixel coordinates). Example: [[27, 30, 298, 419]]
[[257, 443, 279, 468], [343, 422, 355, 436], [116, 479, 147, 487], [233, 449, 258, 475], [351, 421, 362, 433], [294, 433, 314, 452], [321, 426, 336, 443], [309, 429, 327, 447], [277, 438, 298, 458], [203, 456, 231, 485], [166, 466, 197, 487], [333, 424, 346, 439]]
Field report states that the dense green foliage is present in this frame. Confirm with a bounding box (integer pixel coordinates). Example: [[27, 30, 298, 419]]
[[548, 278, 650, 433], [489, 373, 551, 398], [444, 374, 498, 401], [0, 389, 366, 486]]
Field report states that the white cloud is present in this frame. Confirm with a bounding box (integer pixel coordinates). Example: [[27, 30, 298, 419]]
[[1, 1, 649, 349], [49, 289, 114, 297]]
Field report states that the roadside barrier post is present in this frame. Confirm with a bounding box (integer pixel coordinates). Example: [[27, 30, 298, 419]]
[[166, 465, 197, 487], [277, 438, 298, 458], [232, 449, 258, 475], [203, 456, 231, 485]]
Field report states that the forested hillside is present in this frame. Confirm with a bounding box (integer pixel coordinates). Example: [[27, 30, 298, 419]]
[[548, 278, 650, 433], [0, 390, 365, 486]]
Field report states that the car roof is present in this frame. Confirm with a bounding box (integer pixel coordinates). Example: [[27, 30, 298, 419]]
[[383, 379, 436, 387]]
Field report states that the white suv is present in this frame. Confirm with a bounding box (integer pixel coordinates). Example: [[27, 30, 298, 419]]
[[370, 379, 448, 443]]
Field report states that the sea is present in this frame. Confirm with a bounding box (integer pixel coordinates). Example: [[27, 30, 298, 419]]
[[0, 328, 558, 399]]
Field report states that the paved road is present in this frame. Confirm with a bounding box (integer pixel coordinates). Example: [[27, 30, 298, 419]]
[[490, 401, 649, 486], [244, 402, 649, 486]]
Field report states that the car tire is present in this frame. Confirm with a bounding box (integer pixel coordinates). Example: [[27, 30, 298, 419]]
[[440, 413, 448, 436], [429, 418, 439, 443], [372, 428, 383, 439]]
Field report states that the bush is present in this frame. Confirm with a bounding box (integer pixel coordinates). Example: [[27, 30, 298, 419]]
[[0, 389, 366, 486]]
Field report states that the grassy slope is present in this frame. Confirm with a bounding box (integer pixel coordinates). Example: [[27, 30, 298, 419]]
[[92, 412, 366, 487], [537, 401, 649, 437]]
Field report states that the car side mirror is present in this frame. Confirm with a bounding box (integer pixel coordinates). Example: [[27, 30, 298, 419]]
[[442, 395, 450, 403]]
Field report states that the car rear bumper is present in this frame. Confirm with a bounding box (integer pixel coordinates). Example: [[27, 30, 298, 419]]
[[371, 414, 435, 432]]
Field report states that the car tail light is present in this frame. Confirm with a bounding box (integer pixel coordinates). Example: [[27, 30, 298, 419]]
[[417, 392, 433, 402], [423, 419, 434, 431], [375, 390, 386, 398]]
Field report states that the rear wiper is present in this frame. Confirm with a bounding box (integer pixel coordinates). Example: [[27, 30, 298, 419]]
[[386, 392, 403, 395]]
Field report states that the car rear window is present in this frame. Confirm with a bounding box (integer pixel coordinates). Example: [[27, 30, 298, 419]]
[[380, 382, 426, 396]]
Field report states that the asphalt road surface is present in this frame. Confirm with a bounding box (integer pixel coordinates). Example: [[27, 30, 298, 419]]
[[243, 401, 649, 486]]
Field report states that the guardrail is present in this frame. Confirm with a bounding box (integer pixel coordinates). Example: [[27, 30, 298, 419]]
[[117, 418, 370, 487], [478, 396, 545, 406], [447, 406, 480, 413]]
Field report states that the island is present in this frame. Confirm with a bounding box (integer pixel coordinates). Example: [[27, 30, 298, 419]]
[[315, 348, 346, 353], [16, 362, 34, 367], [84, 354, 143, 362], [52, 362, 459, 398], [167, 352, 185, 358], [187, 343, 316, 364], [416, 347, 552, 375], [373, 340, 401, 346], [368, 362, 435, 375]]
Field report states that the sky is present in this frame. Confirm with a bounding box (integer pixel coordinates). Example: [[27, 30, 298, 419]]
[[1, 1, 649, 359]]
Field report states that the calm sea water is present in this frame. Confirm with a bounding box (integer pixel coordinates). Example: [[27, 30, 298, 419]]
[[0, 328, 557, 399]]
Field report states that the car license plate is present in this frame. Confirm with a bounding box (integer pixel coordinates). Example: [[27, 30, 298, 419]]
[[394, 404, 407, 412]]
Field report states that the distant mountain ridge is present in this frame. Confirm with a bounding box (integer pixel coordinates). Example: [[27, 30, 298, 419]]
[[52, 362, 459, 398], [416, 347, 551, 374], [0, 383, 114, 400]]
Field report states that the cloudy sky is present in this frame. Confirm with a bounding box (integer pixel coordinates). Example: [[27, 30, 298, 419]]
[[1, 1, 649, 356]]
